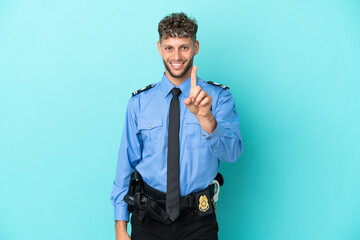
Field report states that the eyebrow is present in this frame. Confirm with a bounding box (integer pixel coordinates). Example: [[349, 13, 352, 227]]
[[163, 44, 191, 48]]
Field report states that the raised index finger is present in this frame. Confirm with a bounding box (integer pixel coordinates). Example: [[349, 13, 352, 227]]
[[191, 65, 197, 88]]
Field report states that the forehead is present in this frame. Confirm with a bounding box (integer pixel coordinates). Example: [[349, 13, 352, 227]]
[[161, 37, 193, 46]]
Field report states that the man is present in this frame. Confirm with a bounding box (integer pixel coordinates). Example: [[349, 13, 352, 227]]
[[111, 12, 243, 240]]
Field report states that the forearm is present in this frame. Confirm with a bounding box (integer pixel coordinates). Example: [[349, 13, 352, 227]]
[[115, 220, 127, 232], [196, 109, 242, 162], [204, 122, 242, 162]]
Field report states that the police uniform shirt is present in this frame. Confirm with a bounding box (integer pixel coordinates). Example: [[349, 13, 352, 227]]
[[111, 73, 243, 221]]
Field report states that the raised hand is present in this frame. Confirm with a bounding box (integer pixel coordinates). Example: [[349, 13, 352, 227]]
[[184, 65, 212, 118]]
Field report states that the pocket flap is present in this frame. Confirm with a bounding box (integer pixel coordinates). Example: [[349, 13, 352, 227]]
[[138, 117, 163, 130]]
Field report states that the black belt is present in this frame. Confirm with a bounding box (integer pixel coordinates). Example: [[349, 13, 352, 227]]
[[124, 171, 220, 224], [142, 180, 215, 211]]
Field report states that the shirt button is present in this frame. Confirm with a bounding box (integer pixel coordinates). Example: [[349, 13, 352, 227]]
[[148, 124, 151, 128], [207, 137, 211, 140]]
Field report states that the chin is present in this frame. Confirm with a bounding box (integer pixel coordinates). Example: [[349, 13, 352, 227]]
[[170, 70, 188, 79], [171, 71, 186, 78]]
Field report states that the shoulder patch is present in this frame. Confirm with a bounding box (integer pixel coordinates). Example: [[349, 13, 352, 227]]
[[132, 84, 154, 97], [207, 81, 229, 90]]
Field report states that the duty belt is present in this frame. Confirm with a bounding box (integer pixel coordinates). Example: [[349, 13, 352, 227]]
[[124, 171, 223, 224]]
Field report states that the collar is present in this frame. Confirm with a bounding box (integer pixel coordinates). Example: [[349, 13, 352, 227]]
[[159, 73, 192, 99]]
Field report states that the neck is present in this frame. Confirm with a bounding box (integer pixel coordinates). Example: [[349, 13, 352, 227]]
[[165, 69, 192, 87]]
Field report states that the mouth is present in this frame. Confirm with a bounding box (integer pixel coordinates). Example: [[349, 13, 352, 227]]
[[170, 61, 186, 70]]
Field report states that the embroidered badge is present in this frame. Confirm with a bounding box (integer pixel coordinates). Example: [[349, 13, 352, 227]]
[[199, 195, 209, 212]]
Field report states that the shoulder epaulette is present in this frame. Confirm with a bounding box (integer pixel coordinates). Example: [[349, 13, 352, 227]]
[[132, 84, 155, 97], [207, 81, 229, 90]]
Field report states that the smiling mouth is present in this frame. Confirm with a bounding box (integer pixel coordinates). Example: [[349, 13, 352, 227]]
[[170, 61, 186, 70]]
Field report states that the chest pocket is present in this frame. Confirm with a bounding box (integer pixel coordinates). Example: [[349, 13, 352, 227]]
[[184, 115, 206, 149], [138, 117, 163, 153]]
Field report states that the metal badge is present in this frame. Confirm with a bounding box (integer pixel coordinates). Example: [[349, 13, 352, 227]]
[[199, 195, 209, 212]]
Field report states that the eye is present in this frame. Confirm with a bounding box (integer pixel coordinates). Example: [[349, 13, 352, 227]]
[[182, 46, 189, 50], [165, 47, 172, 51]]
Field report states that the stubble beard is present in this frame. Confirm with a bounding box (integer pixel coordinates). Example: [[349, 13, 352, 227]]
[[163, 57, 194, 79]]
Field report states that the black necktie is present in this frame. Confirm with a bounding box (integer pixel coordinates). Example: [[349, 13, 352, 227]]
[[166, 87, 181, 221]]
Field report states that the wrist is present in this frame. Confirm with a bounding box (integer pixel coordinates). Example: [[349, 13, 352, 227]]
[[195, 111, 213, 119], [195, 112, 217, 134]]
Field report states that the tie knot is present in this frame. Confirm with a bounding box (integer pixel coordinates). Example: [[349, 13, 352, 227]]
[[171, 88, 181, 98]]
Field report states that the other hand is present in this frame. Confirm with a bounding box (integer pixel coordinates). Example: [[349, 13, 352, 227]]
[[115, 221, 131, 240], [116, 231, 131, 240]]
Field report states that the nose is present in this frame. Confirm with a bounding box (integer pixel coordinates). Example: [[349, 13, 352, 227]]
[[174, 49, 181, 60]]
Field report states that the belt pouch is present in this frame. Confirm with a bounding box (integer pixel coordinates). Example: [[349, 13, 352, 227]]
[[194, 190, 214, 216]]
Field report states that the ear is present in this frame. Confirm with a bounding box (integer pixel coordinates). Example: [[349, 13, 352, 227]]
[[194, 40, 199, 56], [157, 41, 162, 56]]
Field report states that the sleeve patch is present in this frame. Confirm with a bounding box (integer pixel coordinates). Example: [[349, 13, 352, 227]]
[[132, 84, 154, 97], [207, 81, 229, 90]]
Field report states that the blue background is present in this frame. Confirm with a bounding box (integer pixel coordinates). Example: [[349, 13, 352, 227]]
[[1, 0, 359, 239]]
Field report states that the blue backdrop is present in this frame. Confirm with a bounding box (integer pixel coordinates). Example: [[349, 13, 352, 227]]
[[1, 0, 359, 239]]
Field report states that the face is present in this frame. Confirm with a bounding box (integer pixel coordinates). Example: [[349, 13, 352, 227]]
[[158, 37, 199, 81]]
